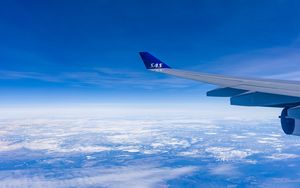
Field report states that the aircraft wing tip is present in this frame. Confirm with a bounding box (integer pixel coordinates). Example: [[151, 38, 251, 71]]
[[139, 52, 171, 69]]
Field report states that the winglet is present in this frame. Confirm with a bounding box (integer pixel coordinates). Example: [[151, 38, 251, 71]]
[[139, 52, 171, 69]]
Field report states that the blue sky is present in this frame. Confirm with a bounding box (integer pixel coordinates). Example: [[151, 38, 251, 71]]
[[1, 0, 300, 105]]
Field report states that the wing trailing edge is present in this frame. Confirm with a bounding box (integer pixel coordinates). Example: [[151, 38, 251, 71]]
[[207, 87, 248, 97]]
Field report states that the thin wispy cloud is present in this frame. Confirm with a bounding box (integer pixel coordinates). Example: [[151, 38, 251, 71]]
[[3, 44, 300, 92], [209, 164, 241, 177], [0, 68, 198, 89], [0, 165, 198, 188], [199, 45, 300, 80]]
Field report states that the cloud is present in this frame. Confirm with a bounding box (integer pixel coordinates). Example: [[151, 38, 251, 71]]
[[266, 153, 300, 160], [0, 165, 198, 188], [209, 164, 240, 177], [205, 147, 252, 161], [261, 178, 300, 188], [1, 116, 300, 187], [0, 68, 197, 89], [0, 116, 281, 160], [196, 45, 300, 81], [177, 149, 203, 158], [2, 45, 300, 93], [267, 70, 300, 80], [0, 70, 61, 82], [0, 118, 194, 155]]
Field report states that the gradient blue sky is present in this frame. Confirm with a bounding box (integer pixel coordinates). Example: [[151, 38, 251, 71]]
[[1, 0, 300, 105]]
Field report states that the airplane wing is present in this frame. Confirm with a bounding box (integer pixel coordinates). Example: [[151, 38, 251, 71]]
[[139, 52, 300, 108], [139, 51, 300, 136]]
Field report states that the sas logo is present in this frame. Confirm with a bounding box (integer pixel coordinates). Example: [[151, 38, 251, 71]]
[[150, 63, 163, 68]]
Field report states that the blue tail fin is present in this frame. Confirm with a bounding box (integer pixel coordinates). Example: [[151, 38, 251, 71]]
[[139, 52, 171, 69]]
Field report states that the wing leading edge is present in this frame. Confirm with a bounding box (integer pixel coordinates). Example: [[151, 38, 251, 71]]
[[139, 52, 300, 108]]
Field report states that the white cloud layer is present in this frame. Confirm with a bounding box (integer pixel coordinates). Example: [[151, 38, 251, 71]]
[[0, 115, 300, 187], [0, 165, 197, 188]]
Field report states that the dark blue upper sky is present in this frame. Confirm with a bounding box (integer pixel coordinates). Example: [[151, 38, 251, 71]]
[[1, 0, 300, 104]]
